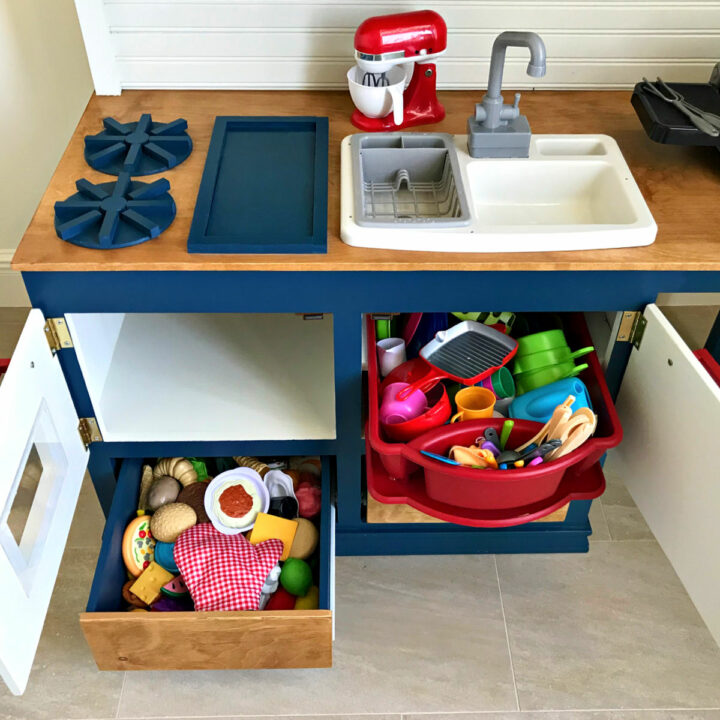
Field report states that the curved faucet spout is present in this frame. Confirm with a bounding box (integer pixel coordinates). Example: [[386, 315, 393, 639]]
[[486, 31, 547, 100]]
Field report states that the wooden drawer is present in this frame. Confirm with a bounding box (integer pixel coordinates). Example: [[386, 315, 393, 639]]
[[80, 457, 334, 671]]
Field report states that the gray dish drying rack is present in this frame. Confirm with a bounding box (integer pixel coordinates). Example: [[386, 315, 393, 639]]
[[351, 133, 471, 227]]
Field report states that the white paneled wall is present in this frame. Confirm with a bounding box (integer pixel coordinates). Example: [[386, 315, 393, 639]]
[[82, 0, 720, 93]]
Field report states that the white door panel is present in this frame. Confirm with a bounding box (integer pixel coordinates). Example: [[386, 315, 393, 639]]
[[605, 303, 720, 646], [0, 310, 87, 695]]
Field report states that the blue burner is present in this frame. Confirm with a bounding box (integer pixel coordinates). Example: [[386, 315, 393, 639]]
[[54, 172, 176, 250], [84, 113, 192, 176]]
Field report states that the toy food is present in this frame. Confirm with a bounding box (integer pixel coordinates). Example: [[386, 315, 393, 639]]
[[187, 457, 209, 482], [294, 585, 319, 610], [153, 540, 179, 574], [137, 464, 154, 512], [161, 575, 189, 597], [289, 518, 319, 560], [129, 561, 174, 605], [204, 469, 269, 535], [265, 587, 296, 610], [248, 513, 298, 561], [174, 523, 283, 611], [153, 457, 198, 487], [122, 515, 156, 576], [296, 481, 322, 518], [284, 469, 300, 490], [234, 455, 270, 478], [122, 580, 149, 608], [279, 558, 312, 597], [258, 564, 282, 609], [151, 595, 192, 612], [150, 502, 197, 543], [147, 475, 181, 511], [177, 481, 210, 523]]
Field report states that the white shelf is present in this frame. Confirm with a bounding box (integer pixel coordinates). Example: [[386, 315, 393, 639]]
[[66, 313, 336, 443]]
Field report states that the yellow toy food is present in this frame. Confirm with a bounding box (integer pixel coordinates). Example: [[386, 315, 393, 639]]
[[294, 585, 319, 610], [150, 502, 197, 543], [153, 457, 198, 487], [129, 561, 174, 605], [122, 515, 156, 577], [288, 518, 319, 560], [247, 513, 298, 561]]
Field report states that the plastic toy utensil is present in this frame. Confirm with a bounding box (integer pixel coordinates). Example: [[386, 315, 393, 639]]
[[500, 419, 514, 450], [515, 396, 575, 452], [483, 427, 501, 449], [420, 450, 462, 466]]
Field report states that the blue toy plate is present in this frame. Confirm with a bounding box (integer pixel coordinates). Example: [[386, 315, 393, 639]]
[[188, 116, 328, 254]]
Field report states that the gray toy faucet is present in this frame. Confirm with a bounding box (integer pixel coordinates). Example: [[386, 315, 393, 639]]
[[467, 31, 547, 158]]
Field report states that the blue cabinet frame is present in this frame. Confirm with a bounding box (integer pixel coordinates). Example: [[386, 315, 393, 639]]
[[22, 268, 720, 556]]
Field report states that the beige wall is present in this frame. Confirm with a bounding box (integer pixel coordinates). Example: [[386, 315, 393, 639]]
[[0, 0, 93, 304]]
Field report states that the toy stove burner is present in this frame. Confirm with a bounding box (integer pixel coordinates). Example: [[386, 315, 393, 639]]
[[54, 172, 176, 249], [84, 113, 192, 176]]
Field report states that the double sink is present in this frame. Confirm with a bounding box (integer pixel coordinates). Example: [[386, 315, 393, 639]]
[[340, 133, 657, 253]]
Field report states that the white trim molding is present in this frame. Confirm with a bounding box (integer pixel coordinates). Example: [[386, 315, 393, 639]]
[[0, 252, 30, 307], [74, 0, 122, 94]]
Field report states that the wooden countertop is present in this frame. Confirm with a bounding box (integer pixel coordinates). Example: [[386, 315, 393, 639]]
[[13, 89, 720, 272]]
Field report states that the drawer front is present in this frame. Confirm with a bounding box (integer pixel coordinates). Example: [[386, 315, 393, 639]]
[[81, 457, 333, 671]]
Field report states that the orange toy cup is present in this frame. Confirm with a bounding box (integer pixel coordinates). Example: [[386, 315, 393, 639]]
[[451, 386, 496, 422]]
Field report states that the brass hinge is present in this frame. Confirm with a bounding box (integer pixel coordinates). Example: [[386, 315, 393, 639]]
[[44, 317, 73, 353], [616, 311, 647, 349], [78, 418, 103, 448]]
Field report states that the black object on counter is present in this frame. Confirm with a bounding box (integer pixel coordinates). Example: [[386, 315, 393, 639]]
[[632, 81, 720, 146]]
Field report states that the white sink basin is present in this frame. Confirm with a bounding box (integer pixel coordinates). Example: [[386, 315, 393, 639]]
[[340, 134, 657, 253]]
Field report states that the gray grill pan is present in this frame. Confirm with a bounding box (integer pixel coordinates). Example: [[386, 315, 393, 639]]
[[396, 321, 518, 400]]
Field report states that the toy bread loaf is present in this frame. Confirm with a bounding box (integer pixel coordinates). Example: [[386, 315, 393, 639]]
[[234, 456, 270, 478], [153, 458, 198, 487], [150, 502, 197, 543], [137, 464, 154, 512]]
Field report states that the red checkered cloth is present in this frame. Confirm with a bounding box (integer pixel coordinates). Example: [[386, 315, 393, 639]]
[[174, 524, 283, 611]]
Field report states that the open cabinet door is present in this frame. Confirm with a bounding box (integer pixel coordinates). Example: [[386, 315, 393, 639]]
[[0, 310, 88, 695], [605, 303, 720, 646]]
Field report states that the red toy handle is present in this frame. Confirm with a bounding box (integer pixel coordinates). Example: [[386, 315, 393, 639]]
[[395, 367, 446, 400]]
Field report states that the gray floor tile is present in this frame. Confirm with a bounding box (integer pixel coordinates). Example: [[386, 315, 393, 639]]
[[0, 547, 123, 720], [602, 470, 654, 541], [497, 541, 720, 710], [0, 321, 28, 357], [66, 472, 105, 548], [118, 555, 517, 717], [588, 498, 611, 542], [404, 711, 720, 719]]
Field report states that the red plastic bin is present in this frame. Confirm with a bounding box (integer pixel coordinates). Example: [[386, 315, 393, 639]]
[[366, 313, 623, 525]]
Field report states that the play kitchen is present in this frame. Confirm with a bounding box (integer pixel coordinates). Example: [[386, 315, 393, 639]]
[[368, 312, 621, 526], [4, 2, 720, 699]]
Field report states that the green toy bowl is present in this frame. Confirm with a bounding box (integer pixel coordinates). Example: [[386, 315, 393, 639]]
[[514, 361, 589, 395], [513, 345, 594, 374], [516, 329, 570, 356]]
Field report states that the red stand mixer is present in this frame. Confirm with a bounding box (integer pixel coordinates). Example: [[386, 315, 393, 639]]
[[348, 10, 447, 131]]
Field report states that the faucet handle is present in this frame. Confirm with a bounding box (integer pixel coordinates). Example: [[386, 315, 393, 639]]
[[513, 92, 521, 110]]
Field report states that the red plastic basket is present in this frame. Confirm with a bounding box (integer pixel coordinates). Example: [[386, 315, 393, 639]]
[[366, 313, 622, 525]]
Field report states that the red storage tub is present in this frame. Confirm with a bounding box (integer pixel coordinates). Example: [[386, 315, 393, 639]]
[[366, 313, 623, 525]]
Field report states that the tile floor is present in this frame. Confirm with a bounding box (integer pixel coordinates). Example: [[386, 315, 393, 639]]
[[1, 308, 720, 720]]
